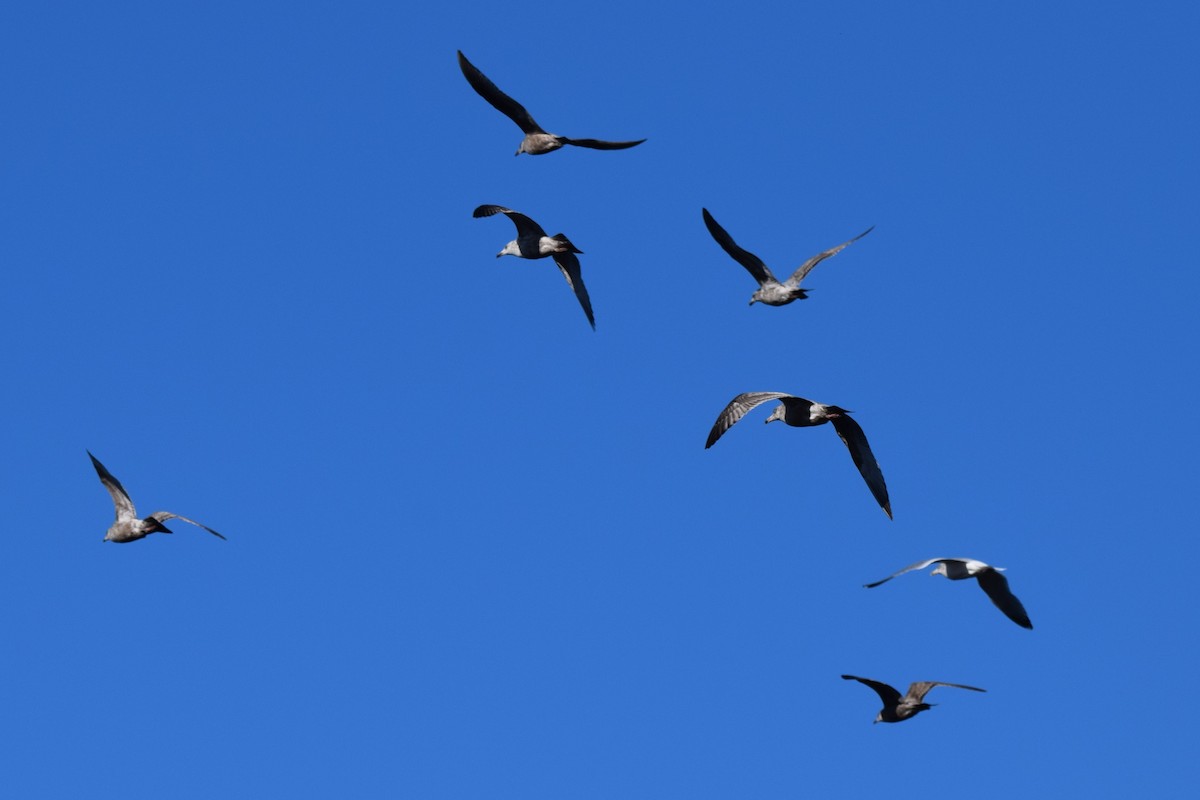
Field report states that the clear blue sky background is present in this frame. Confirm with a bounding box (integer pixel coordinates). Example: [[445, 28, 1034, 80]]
[[2, 1, 1197, 797]]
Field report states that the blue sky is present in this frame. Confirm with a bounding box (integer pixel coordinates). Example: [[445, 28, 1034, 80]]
[[3, 1, 1198, 796]]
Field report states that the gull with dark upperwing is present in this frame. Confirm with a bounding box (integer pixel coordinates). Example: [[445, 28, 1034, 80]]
[[88, 451, 226, 543], [841, 675, 986, 724], [705, 392, 891, 519], [457, 50, 646, 156], [473, 205, 595, 330], [864, 557, 1033, 629], [702, 208, 873, 306]]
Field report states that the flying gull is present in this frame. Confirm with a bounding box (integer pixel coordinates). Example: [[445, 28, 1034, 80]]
[[705, 392, 891, 519], [473, 204, 595, 329], [702, 208, 873, 306], [841, 675, 986, 724], [457, 50, 646, 156], [88, 451, 226, 543], [865, 557, 1033, 629]]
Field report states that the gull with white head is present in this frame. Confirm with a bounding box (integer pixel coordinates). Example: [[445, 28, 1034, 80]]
[[705, 392, 891, 519], [473, 204, 595, 330], [864, 557, 1033, 629]]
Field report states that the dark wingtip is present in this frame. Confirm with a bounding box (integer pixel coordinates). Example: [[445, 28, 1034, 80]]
[[143, 516, 172, 534]]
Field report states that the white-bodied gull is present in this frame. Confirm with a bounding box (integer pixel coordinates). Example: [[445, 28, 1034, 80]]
[[89, 451, 226, 543], [458, 50, 646, 156], [473, 204, 595, 329], [865, 557, 1033, 629], [702, 208, 873, 306], [705, 392, 891, 519], [841, 675, 986, 724]]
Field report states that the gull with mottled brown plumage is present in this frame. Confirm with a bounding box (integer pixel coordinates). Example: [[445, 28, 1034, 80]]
[[702, 208, 873, 307], [705, 392, 891, 519], [89, 451, 226, 543], [841, 675, 986, 724], [458, 50, 646, 157]]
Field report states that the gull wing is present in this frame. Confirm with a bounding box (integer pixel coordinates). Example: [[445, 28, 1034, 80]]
[[559, 136, 646, 150], [704, 392, 793, 449], [841, 675, 902, 707], [702, 208, 777, 286], [904, 681, 987, 705], [830, 414, 892, 519], [552, 251, 596, 330], [88, 451, 137, 522], [863, 558, 954, 588], [976, 568, 1033, 629], [148, 511, 226, 541], [457, 51, 544, 135], [783, 226, 874, 288], [473, 205, 547, 239]]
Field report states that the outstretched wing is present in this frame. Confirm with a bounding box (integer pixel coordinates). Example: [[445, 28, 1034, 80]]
[[552, 251, 596, 330], [457, 51, 544, 135], [149, 511, 226, 541], [783, 226, 874, 288], [830, 414, 892, 519], [702, 208, 777, 286], [559, 136, 646, 150], [705, 392, 793, 449], [863, 558, 952, 588], [976, 568, 1033, 629], [905, 681, 987, 705], [88, 451, 137, 522], [473, 204, 547, 239], [841, 675, 902, 707]]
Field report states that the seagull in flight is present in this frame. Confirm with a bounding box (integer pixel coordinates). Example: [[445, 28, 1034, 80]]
[[702, 208, 873, 306], [841, 675, 986, 723], [705, 392, 891, 519], [473, 204, 595, 329], [457, 50, 646, 156], [865, 557, 1033, 629], [88, 451, 226, 543]]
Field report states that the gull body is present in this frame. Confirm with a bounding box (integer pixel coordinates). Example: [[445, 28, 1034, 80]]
[[705, 392, 891, 519], [841, 675, 986, 723], [865, 557, 1033, 629], [457, 51, 646, 156], [88, 451, 226, 543], [701, 208, 872, 306], [473, 204, 595, 329]]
